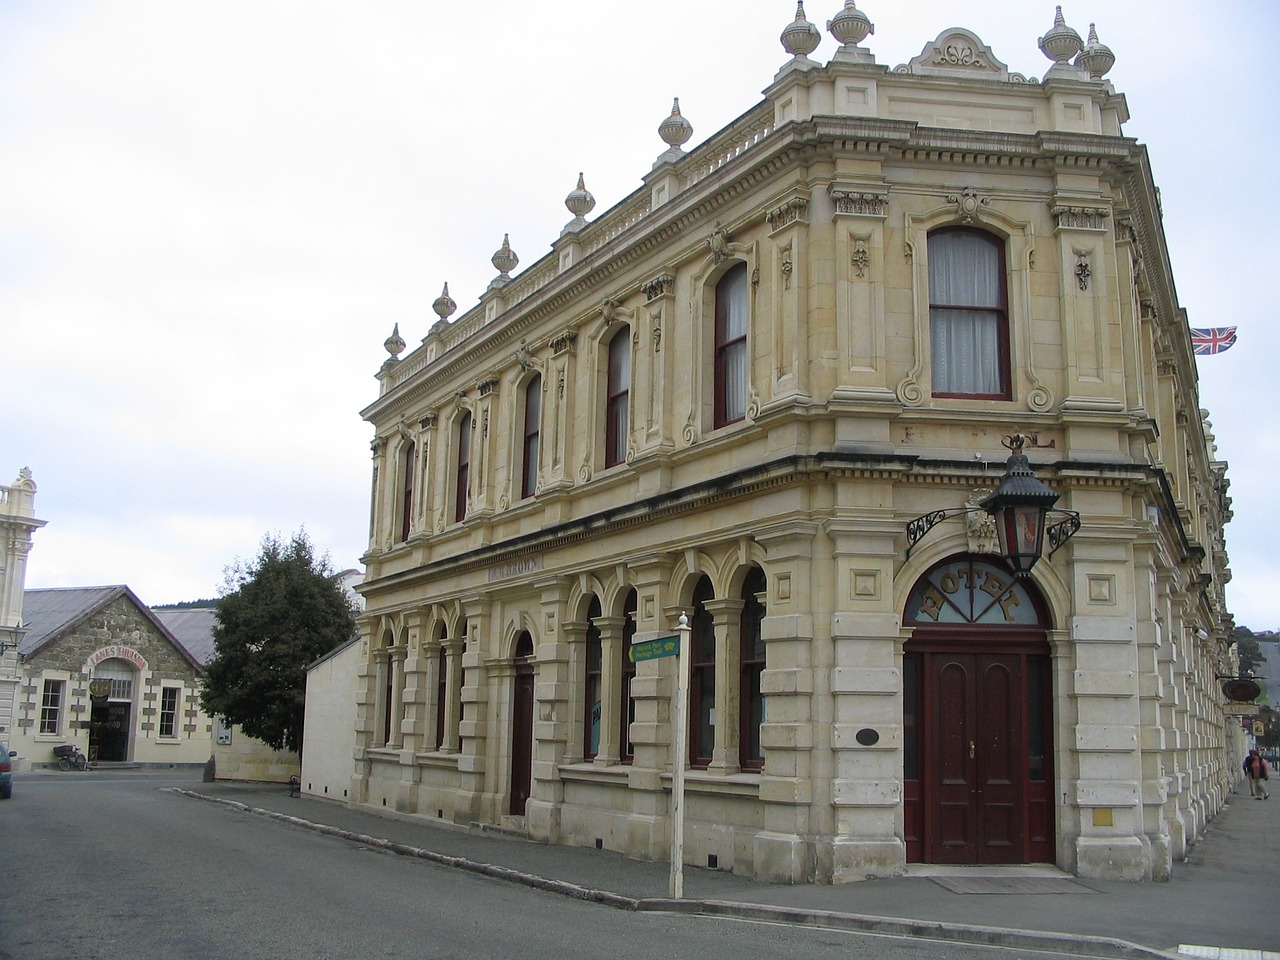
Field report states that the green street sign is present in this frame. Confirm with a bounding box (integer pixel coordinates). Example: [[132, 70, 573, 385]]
[[629, 635, 679, 663]]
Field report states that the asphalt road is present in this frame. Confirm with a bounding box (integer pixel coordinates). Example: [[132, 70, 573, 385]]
[[0, 770, 1141, 960]]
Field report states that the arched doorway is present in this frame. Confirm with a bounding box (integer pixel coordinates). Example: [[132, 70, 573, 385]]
[[89, 658, 137, 763], [509, 632, 535, 816], [903, 556, 1054, 864]]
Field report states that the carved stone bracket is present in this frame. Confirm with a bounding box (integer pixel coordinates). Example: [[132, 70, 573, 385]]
[[830, 187, 888, 218], [642, 273, 675, 302], [549, 328, 578, 355], [765, 197, 809, 233], [477, 377, 499, 397], [1052, 204, 1110, 232]]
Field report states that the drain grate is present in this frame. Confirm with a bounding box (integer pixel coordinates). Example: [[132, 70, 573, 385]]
[[930, 876, 1094, 895]]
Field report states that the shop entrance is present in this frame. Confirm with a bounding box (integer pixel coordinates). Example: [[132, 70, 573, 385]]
[[89, 700, 131, 762], [903, 556, 1054, 865]]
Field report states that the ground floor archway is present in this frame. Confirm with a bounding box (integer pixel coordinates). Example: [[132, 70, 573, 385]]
[[903, 556, 1054, 865]]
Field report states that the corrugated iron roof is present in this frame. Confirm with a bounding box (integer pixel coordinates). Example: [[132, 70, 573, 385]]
[[19, 586, 128, 656], [151, 607, 217, 666]]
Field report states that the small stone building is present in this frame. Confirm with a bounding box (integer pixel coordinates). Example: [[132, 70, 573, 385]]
[[8, 586, 213, 767]]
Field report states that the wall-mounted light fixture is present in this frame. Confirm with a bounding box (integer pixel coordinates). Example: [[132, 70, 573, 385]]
[[906, 432, 1081, 578]]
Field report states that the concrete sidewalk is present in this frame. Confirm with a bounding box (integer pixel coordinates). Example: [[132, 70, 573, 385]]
[[177, 779, 1280, 960]]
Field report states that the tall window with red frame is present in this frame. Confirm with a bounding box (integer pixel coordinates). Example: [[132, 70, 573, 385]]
[[714, 262, 748, 427], [620, 589, 637, 763], [738, 567, 767, 771], [605, 329, 630, 468], [689, 576, 716, 767], [398, 440, 416, 542], [454, 411, 471, 523], [927, 227, 1009, 398], [583, 598, 603, 759], [521, 375, 541, 499]]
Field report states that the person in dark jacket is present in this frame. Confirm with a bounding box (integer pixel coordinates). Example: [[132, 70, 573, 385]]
[[1245, 749, 1270, 799]]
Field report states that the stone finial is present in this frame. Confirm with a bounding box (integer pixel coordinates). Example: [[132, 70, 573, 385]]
[[781, 2, 821, 58], [491, 234, 519, 282], [658, 98, 693, 150], [563, 172, 596, 234], [383, 323, 406, 360], [1077, 23, 1115, 80], [827, 0, 873, 47], [1038, 6, 1083, 64], [432, 283, 457, 323]]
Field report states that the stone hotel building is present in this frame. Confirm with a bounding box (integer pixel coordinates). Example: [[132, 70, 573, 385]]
[[348, 5, 1238, 883]]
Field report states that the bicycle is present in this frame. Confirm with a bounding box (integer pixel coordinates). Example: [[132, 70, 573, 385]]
[[53, 744, 89, 771]]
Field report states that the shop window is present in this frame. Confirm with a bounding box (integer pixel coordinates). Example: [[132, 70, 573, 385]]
[[738, 568, 767, 771], [39, 679, 63, 735], [689, 577, 716, 767], [584, 598, 603, 759], [159, 687, 180, 738], [928, 228, 1009, 399]]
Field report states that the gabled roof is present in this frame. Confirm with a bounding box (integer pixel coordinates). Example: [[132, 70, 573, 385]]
[[151, 607, 217, 666], [20, 586, 204, 671]]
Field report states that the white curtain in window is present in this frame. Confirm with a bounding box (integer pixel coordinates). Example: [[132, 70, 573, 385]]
[[717, 266, 748, 422], [928, 231, 1003, 395]]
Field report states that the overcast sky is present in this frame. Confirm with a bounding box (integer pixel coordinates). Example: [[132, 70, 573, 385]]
[[4, 1, 1276, 628]]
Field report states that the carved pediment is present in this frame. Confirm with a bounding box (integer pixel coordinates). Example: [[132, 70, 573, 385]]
[[895, 28, 1036, 84]]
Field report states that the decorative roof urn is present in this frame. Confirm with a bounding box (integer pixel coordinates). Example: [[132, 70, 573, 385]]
[[658, 98, 693, 151], [827, 1, 873, 47], [383, 323, 406, 361], [1039, 6, 1083, 67], [490, 234, 519, 286], [1077, 23, 1115, 80], [431, 283, 457, 329], [780, 2, 821, 58], [563, 172, 596, 234]]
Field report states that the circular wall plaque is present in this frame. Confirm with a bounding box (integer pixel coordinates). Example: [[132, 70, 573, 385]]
[[855, 728, 879, 746]]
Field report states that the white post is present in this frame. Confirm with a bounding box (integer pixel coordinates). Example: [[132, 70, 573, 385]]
[[670, 612, 691, 899]]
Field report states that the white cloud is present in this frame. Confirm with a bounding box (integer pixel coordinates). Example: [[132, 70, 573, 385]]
[[3, 1, 1275, 625]]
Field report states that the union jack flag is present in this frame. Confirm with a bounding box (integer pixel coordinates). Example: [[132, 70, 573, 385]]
[[1190, 327, 1237, 355]]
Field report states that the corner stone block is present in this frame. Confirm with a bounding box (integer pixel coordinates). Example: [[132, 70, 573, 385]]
[[1073, 780, 1139, 805], [829, 667, 900, 695]]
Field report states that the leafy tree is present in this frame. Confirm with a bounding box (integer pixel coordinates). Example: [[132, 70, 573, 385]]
[[201, 531, 357, 756], [1233, 625, 1268, 678]]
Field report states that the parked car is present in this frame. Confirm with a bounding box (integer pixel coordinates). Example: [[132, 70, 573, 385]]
[[0, 740, 13, 799]]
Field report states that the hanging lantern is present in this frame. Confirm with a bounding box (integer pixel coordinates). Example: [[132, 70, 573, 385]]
[[980, 434, 1060, 577]]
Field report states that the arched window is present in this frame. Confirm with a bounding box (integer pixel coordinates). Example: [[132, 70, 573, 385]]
[[928, 228, 1009, 398], [620, 589, 638, 764], [605, 329, 630, 468], [584, 598, 603, 759], [454, 411, 471, 523], [689, 576, 716, 768], [521, 375, 541, 499], [714, 262, 748, 427], [398, 440, 416, 542], [738, 567, 767, 771]]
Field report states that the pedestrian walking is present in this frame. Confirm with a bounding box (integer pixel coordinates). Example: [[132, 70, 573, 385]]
[[1245, 749, 1270, 799]]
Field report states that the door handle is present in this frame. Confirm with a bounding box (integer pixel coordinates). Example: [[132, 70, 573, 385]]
[[969, 740, 975, 759]]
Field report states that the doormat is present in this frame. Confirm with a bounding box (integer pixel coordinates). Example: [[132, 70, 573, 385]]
[[930, 876, 1094, 895]]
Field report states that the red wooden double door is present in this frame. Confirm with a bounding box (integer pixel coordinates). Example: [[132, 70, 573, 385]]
[[903, 557, 1055, 864]]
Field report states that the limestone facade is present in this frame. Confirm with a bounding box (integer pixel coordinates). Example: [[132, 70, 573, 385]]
[[350, 8, 1237, 883]]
